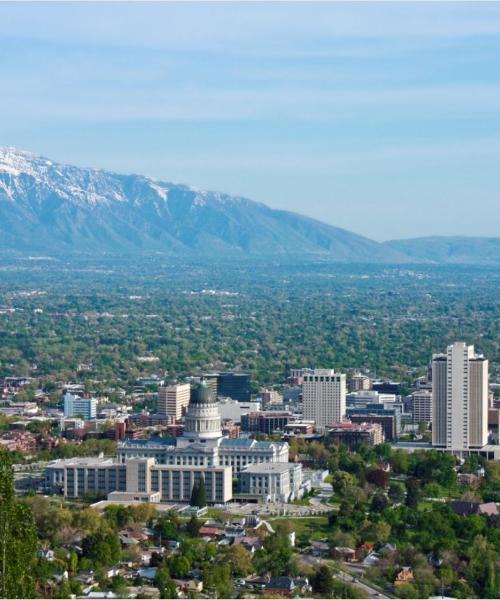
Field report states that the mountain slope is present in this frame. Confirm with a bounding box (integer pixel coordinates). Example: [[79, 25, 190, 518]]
[[0, 147, 406, 261], [385, 236, 500, 265]]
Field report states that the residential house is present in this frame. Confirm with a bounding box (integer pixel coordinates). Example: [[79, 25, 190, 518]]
[[450, 501, 498, 517], [395, 567, 414, 586]]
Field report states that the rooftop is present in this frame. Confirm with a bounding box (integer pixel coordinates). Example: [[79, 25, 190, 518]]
[[329, 420, 382, 432], [47, 457, 117, 468], [118, 437, 176, 448], [241, 462, 298, 474]]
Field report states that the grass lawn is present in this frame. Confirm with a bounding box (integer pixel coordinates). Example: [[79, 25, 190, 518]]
[[271, 515, 330, 540], [291, 496, 312, 506]]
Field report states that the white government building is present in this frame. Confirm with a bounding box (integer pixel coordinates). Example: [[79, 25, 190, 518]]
[[46, 381, 303, 504]]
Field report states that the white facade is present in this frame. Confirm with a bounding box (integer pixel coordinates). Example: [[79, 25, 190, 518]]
[[432, 342, 488, 450], [347, 390, 396, 406], [157, 384, 190, 420], [46, 456, 232, 504], [239, 462, 303, 502], [302, 369, 346, 429], [218, 398, 261, 422], [48, 382, 292, 505], [63, 393, 96, 420]]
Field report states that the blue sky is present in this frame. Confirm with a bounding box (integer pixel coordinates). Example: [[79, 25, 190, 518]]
[[1, 2, 500, 241]]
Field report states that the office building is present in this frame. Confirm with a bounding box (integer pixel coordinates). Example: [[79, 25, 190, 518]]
[[328, 421, 384, 448], [201, 373, 219, 400], [349, 373, 371, 392], [347, 390, 396, 406], [261, 389, 283, 407], [217, 372, 251, 401], [218, 398, 261, 422], [432, 342, 488, 451], [302, 369, 346, 429], [372, 381, 401, 395], [347, 402, 402, 440], [241, 411, 293, 435], [63, 393, 96, 420], [157, 384, 190, 420], [410, 390, 432, 425], [202, 371, 251, 402]]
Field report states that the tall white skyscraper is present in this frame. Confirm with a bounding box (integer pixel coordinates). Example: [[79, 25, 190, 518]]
[[432, 342, 488, 451], [157, 384, 191, 420], [302, 369, 346, 429]]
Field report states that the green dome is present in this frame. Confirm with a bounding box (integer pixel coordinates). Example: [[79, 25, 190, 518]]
[[190, 380, 215, 404]]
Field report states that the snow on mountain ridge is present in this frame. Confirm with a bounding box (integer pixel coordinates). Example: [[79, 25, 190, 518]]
[[0, 147, 246, 208]]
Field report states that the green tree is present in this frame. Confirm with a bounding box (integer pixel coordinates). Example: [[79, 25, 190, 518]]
[[224, 543, 253, 577], [154, 567, 178, 599], [0, 450, 38, 598], [166, 555, 191, 578], [197, 474, 207, 508], [185, 515, 201, 537], [253, 530, 293, 576], [81, 530, 121, 567], [405, 478, 420, 509], [467, 535, 499, 598], [388, 481, 406, 503], [155, 515, 179, 541], [202, 562, 233, 599], [312, 565, 334, 597], [68, 550, 78, 574], [190, 476, 207, 508]]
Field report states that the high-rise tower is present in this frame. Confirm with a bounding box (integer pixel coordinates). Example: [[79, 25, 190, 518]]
[[432, 342, 488, 451], [302, 369, 346, 430]]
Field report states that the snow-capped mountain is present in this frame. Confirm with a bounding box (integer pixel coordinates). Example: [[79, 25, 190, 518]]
[[0, 147, 406, 260]]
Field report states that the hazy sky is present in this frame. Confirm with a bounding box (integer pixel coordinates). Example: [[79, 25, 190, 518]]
[[1, 2, 500, 241]]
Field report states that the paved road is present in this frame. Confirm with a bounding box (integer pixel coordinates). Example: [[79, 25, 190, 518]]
[[337, 566, 391, 599], [300, 556, 390, 599]]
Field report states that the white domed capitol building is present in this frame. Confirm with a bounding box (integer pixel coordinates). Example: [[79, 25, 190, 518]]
[[45, 381, 305, 504]]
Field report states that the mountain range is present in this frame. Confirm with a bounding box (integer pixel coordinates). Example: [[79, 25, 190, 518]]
[[0, 147, 498, 264]]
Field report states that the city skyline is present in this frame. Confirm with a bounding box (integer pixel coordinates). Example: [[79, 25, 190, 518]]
[[1, 2, 500, 240]]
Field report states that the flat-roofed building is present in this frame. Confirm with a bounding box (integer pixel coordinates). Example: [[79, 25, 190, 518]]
[[303, 369, 346, 430], [348, 407, 400, 441], [241, 411, 293, 435], [63, 393, 97, 420], [45, 456, 232, 504], [328, 420, 384, 448], [410, 390, 432, 425], [239, 462, 303, 502], [349, 373, 371, 392], [157, 384, 190, 420], [432, 343, 488, 451]]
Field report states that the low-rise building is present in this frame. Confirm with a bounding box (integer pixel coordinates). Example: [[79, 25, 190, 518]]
[[217, 398, 261, 422], [328, 421, 384, 448], [347, 403, 402, 440], [46, 456, 232, 504], [240, 411, 293, 435], [283, 421, 315, 435], [238, 462, 302, 502], [63, 393, 97, 420]]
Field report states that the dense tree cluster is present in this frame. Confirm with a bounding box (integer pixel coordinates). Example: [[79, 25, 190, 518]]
[[0, 257, 498, 390]]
